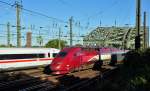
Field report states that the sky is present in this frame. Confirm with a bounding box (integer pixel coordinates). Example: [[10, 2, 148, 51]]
[[0, 0, 150, 46]]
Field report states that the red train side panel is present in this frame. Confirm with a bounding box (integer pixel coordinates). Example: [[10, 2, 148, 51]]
[[50, 47, 99, 75]]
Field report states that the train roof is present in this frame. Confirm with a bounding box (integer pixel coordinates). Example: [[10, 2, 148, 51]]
[[0, 48, 60, 54]]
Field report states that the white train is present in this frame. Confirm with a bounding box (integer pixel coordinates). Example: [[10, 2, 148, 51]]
[[0, 48, 60, 71]]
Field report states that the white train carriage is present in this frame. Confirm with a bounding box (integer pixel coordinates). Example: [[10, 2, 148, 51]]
[[99, 48, 128, 65], [110, 50, 129, 65], [0, 48, 60, 71]]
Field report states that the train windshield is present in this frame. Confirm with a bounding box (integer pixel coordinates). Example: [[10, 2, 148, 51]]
[[57, 52, 67, 57]]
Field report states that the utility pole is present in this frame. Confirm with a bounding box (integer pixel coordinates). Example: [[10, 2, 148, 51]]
[[7, 22, 10, 47], [143, 12, 147, 49], [69, 16, 73, 46], [135, 0, 141, 50], [16, 1, 21, 47], [58, 27, 61, 49]]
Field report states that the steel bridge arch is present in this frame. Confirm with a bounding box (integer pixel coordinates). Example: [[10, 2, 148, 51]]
[[83, 27, 146, 49]]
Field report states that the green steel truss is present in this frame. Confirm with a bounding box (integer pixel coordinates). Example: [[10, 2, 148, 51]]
[[83, 26, 149, 49]]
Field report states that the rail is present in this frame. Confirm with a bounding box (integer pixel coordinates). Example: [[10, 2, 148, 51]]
[[0, 65, 119, 91], [61, 67, 118, 91]]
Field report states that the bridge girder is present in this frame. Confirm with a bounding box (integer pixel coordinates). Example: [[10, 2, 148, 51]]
[[83, 27, 148, 49]]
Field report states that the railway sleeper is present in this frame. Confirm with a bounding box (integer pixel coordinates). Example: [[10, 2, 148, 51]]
[[61, 67, 118, 91], [0, 77, 40, 90], [60, 76, 99, 91], [19, 82, 54, 91], [37, 84, 57, 91]]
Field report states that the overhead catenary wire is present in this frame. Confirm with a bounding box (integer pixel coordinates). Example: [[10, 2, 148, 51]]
[[22, 8, 67, 23], [0, 1, 67, 24], [0, 1, 67, 44], [1, 0, 121, 46], [56, 0, 94, 30], [80, 0, 120, 22], [0, 1, 13, 6], [57, 0, 88, 17], [0, 0, 88, 32]]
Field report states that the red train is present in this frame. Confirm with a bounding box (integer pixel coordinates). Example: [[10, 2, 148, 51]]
[[50, 46, 127, 75]]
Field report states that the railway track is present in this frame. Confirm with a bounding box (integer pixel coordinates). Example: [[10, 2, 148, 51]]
[[57, 66, 118, 91], [0, 67, 44, 75], [0, 68, 45, 82], [0, 65, 118, 91]]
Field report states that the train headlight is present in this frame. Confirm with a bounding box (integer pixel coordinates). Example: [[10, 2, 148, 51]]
[[66, 65, 70, 70], [56, 65, 61, 69], [66, 65, 70, 67]]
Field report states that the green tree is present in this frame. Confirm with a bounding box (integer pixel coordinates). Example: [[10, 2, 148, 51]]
[[45, 39, 67, 49], [0, 44, 7, 47]]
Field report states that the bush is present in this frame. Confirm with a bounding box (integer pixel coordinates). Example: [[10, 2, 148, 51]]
[[142, 48, 150, 65], [122, 49, 150, 91], [124, 50, 142, 68], [96, 48, 150, 91]]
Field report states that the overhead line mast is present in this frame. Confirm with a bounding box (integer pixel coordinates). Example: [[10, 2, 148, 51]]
[[135, 0, 141, 50], [69, 16, 73, 46], [143, 12, 148, 49], [7, 22, 10, 47], [16, 1, 21, 47]]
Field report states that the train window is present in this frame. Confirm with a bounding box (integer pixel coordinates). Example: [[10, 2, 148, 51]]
[[48, 53, 50, 57], [57, 52, 67, 57], [37, 54, 45, 58], [0, 53, 45, 60], [52, 53, 57, 58]]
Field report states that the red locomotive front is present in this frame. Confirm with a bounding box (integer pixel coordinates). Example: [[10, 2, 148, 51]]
[[50, 47, 99, 75]]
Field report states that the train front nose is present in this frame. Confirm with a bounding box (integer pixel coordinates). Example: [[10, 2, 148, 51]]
[[50, 62, 62, 71], [50, 61, 70, 75]]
